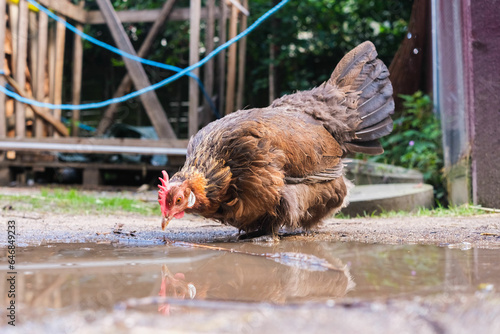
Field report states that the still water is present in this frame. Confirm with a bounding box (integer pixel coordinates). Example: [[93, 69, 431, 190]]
[[1, 241, 498, 316]]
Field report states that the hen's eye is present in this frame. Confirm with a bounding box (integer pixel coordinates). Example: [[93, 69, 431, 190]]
[[176, 197, 182, 204]]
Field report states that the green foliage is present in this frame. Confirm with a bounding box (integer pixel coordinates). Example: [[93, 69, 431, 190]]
[[246, 0, 412, 106], [369, 91, 446, 203]]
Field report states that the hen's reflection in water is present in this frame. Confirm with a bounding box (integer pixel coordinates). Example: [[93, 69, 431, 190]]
[[155, 242, 355, 314]]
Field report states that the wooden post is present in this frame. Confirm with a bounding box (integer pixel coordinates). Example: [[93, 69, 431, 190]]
[[35, 11, 49, 137], [463, 0, 500, 208], [224, 3, 238, 115], [95, 0, 177, 136], [28, 11, 38, 93], [0, 0, 6, 138], [201, 0, 215, 123], [96, 0, 176, 139], [71, 1, 85, 137], [53, 17, 66, 138], [9, 4, 18, 76], [269, 40, 276, 104], [217, 1, 228, 115], [15, 0, 29, 138], [48, 22, 56, 133], [236, 0, 248, 110], [188, 0, 201, 137]]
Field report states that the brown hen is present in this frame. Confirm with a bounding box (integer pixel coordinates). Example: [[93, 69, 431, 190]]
[[158, 41, 394, 238]]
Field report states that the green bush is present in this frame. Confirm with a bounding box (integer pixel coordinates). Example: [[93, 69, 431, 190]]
[[368, 92, 446, 204]]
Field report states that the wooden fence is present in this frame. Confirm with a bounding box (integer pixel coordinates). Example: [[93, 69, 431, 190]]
[[0, 0, 249, 185]]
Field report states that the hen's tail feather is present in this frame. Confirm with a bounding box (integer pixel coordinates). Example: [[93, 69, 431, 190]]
[[330, 41, 394, 155], [344, 141, 384, 155], [329, 42, 378, 89]]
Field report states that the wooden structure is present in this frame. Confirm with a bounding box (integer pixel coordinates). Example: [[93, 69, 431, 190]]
[[433, 0, 500, 208], [0, 0, 250, 186]]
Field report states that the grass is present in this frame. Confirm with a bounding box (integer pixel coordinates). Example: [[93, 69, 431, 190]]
[[336, 203, 490, 219], [0, 188, 161, 216], [0, 188, 492, 219]]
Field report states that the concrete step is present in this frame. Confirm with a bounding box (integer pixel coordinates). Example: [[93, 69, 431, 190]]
[[341, 183, 434, 217]]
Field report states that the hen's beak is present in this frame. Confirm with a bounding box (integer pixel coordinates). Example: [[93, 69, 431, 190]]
[[161, 216, 172, 231]]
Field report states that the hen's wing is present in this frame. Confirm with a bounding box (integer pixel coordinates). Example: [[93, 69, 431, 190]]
[[253, 110, 345, 184]]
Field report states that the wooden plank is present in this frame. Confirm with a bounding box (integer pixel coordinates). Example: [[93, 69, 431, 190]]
[[0, 137, 189, 148], [47, 23, 56, 136], [35, 11, 49, 137], [53, 17, 66, 138], [8, 3, 18, 74], [38, 0, 87, 23], [0, 137, 189, 155], [217, 1, 228, 114], [28, 11, 38, 93], [71, 1, 85, 137], [15, 0, 29, 137], [188, 0, 201, 137], [224, 4, 238, 115], [236, 0, 248, 110], [95, 0, 177, 136], [95, 0, 176, 139], [86, 7, 220, 25], [82, 168, 101, 186], [0, 0, 6, 138], [201, 0, 215, 123], [0, 160, 174, 171], [269, 40, 276, 104]]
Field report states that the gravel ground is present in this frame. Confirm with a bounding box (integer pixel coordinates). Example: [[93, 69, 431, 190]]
[[1, 186, 499, 249], [1, 208, 499, 248]]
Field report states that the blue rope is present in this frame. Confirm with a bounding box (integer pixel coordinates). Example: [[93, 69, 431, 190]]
[[0, 0, 291, 110], [61, 117, 97, 132]]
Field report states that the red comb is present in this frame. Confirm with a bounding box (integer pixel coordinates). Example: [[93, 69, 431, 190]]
[[158, 170, 170, 216]]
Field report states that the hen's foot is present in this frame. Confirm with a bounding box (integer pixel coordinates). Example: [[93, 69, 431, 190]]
[[237, 230, 278, 243]]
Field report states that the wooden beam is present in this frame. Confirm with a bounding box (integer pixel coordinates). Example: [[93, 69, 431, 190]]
[[37, 0, 87, 23], [86, 7, 220, 25], [28, 11, 38, 94], [236, 0, 248, 110], [224, 4, 238, 115], [95, 0, 175, 139], [217, 1, 228, 115], [0, 0, 6, 138], [71, 1, 85, 137], [95, 0, 177, 136], [48, 22, 56, 136], [53, 17, 66, 138], [0, 160, 180, 171], [0, 137, 189, 155], [15, 0, 29, 137], [188, 0, 201, 137], [8, 3, 18, 74], [201, 0, 215, 123], [35, 10, 49, 137]]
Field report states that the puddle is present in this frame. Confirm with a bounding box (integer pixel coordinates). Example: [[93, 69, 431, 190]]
[[1, 241, 499, 319]]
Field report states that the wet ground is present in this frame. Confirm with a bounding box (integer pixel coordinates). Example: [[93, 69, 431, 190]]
[[1, 240, 500, 333]]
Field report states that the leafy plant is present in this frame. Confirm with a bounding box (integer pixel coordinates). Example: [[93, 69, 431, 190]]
[[369, 91, 446, 203]]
